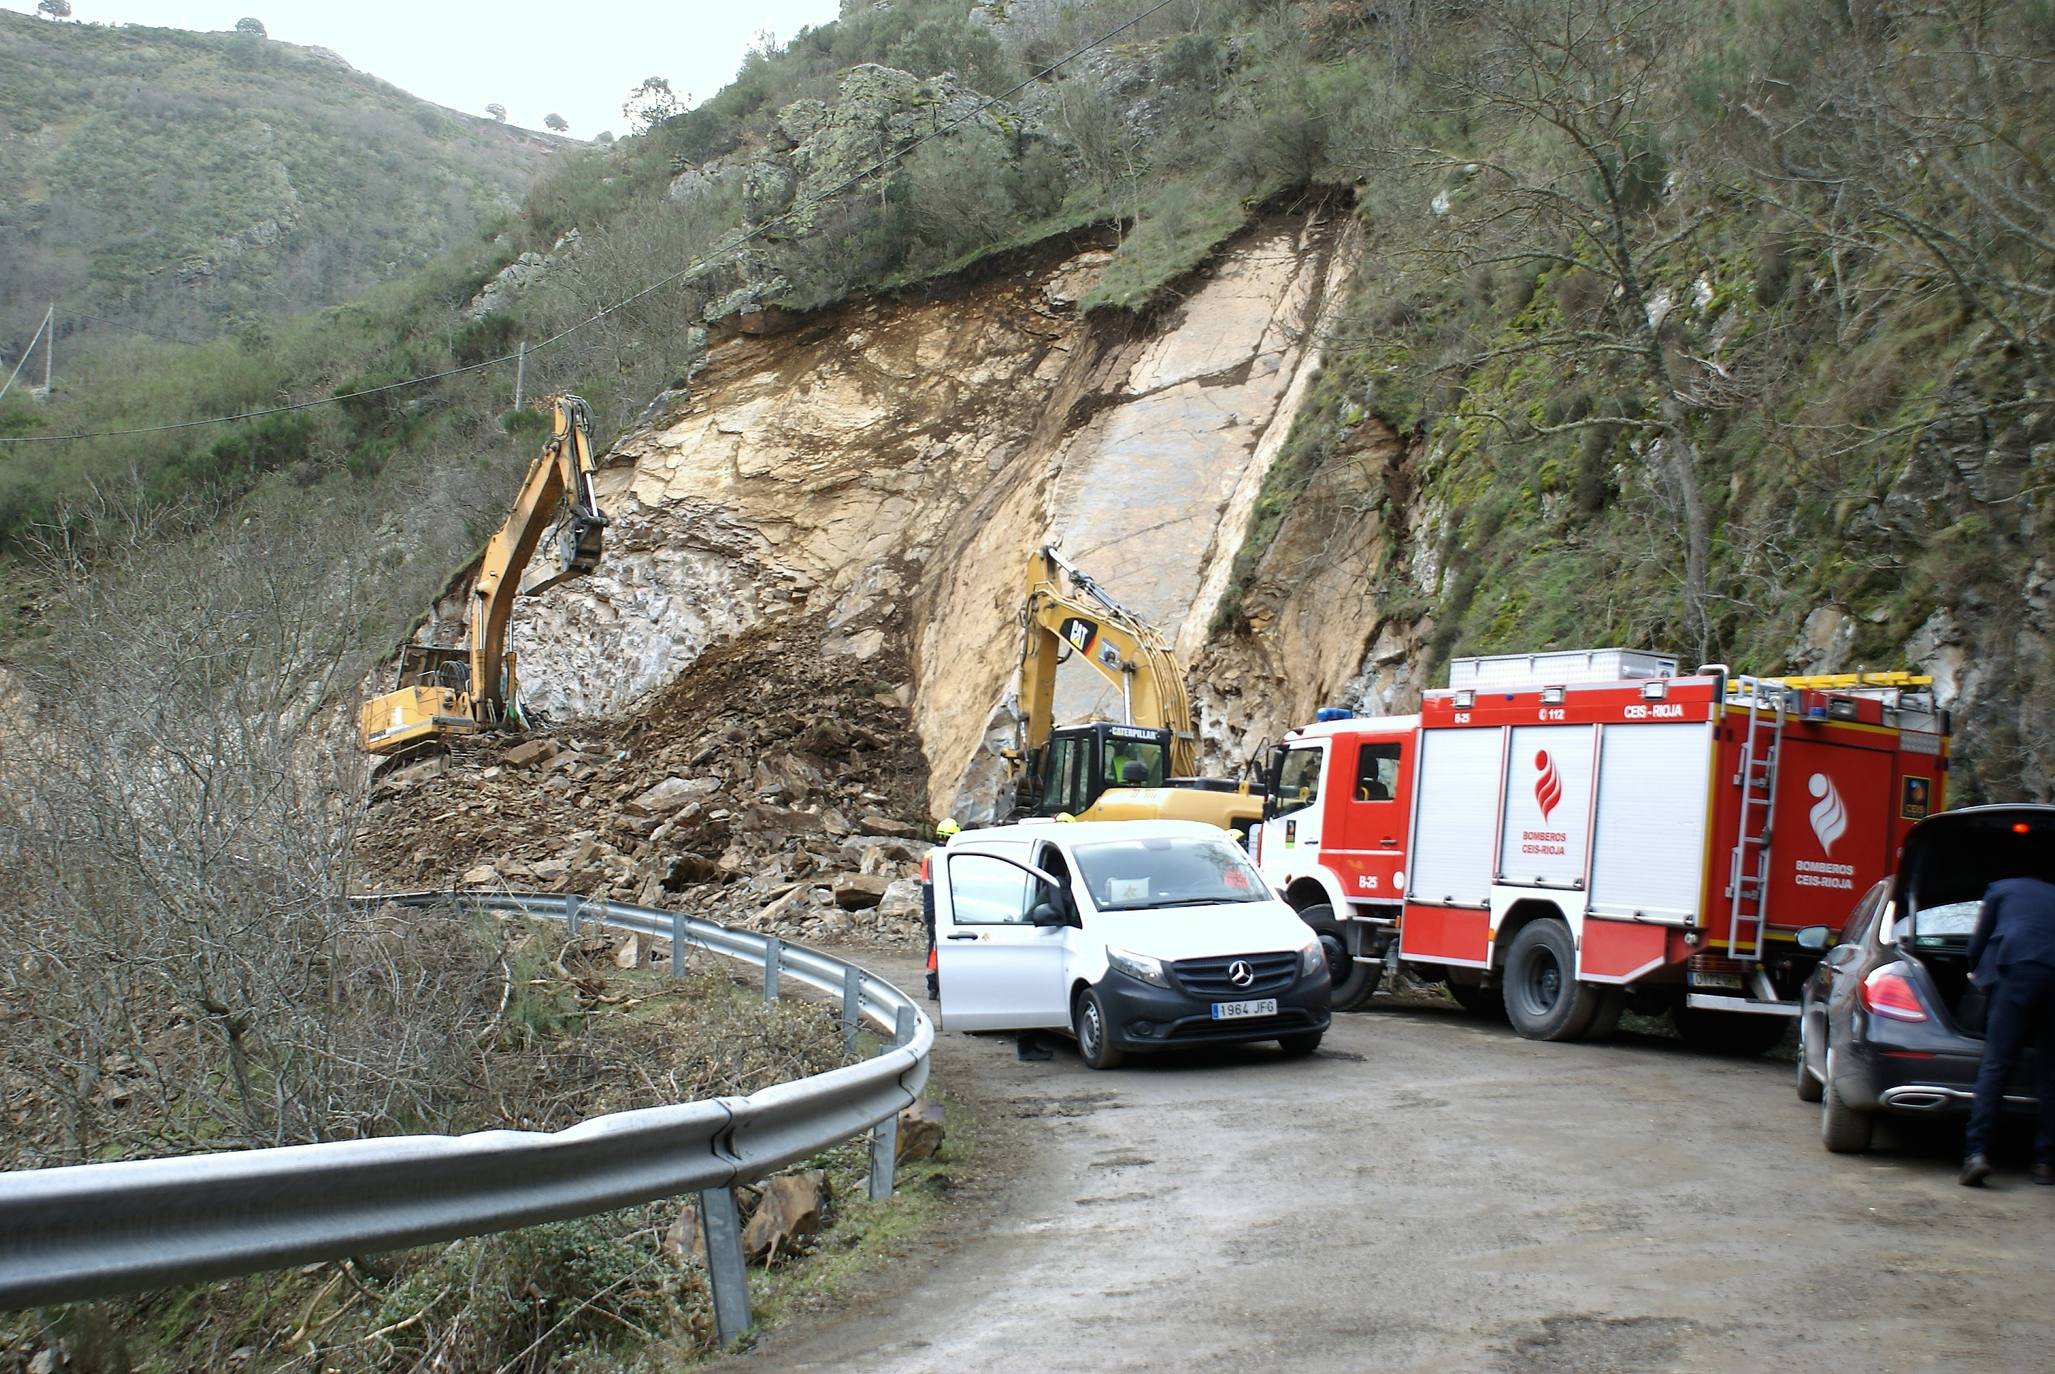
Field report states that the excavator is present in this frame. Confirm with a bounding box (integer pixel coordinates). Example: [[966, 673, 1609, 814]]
[[358, 393, 607, 757], [1011, 545, 1260, 838]]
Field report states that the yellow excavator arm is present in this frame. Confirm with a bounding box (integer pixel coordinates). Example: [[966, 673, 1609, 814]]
[[359, 394, 607, 756], [1019, 545, 1198, 777], [1012, 546, 1255, 836]]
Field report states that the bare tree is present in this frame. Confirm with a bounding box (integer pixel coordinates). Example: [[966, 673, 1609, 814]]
[[0, 488, 502, 1167], [1401, 0, 1721, 657], [1737, 1, 2055, 419]]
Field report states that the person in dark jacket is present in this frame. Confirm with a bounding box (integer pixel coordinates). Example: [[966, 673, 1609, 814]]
[[1960, 874, 2055, 1186]]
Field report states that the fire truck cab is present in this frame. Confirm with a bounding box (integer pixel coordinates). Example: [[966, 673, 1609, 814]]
[[1253, 649, 1950, 1051]]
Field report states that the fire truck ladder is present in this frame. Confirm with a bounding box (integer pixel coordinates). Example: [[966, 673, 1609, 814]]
[[1725, 676, 1789, 964]]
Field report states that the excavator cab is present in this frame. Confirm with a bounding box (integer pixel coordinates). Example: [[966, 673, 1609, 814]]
[[1020, 723, 1172, 818], [359, 644, 480, 756]]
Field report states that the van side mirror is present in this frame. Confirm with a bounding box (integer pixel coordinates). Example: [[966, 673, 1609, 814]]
[[1794, 925, 1834, 953], [1030, 901, 1065, 928]]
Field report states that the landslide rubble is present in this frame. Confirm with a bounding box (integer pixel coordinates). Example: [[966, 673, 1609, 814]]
[[356, 621, 934, 947]]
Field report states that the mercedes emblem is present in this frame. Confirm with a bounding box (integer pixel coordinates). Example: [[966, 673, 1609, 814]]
[[1228, 959, 1254, 988]]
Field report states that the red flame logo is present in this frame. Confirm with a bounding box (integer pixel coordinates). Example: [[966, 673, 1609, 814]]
[[1534, 750, 1562, 821]]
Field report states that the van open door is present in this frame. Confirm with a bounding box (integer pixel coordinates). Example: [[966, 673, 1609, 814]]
[[935, 844, 1073, 1031]]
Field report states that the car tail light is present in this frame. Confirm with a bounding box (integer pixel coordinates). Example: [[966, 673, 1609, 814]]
[[1859, 966, 1929, 1023]]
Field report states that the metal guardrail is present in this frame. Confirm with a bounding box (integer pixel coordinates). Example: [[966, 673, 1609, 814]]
[[0, 891, 933, 1343]]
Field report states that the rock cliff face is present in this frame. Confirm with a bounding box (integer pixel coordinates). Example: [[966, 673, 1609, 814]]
[[506, 209, 1362, 818]]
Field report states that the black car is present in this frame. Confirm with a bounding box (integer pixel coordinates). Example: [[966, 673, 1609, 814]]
[[1795, 804, 2053, 1153]]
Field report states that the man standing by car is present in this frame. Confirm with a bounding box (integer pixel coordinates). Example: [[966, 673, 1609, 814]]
[[1961, 872, 2055, 1187]]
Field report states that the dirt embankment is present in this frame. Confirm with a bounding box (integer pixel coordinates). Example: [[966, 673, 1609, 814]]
[[356, 618, 936, 947]]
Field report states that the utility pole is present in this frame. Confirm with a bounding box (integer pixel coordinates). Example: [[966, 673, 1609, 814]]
[[0, 306, 51, 404], [41, 304, 52, 396], [513, 340, 527, 410]]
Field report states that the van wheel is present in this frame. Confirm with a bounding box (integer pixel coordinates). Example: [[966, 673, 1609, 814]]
[[1299, 904, 1378, 1010], [1820, 1047, 1874, 1153], [1277, 1030, 1324, 1057], [1503, 919, 1599, 1042], [1795, 1011, 1824, 1103], [1074, 987, 1124, 1070]]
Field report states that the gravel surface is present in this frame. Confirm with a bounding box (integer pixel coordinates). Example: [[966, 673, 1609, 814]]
[[716, 949, 2055, 1373]]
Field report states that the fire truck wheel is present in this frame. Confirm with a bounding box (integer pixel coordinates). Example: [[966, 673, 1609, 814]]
[[1073, 987, 1125, 1071], [1819, 1047, 1874, 1153], [1299, 904, 1379, 1011], [1503, 919, 1600, 1042], [1671, 1006, 1790, 1057], [1447, 980, 1507, 1020], [1581, 987, 1627, 1042]]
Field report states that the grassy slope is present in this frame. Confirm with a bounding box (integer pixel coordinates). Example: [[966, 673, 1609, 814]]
[[0, 12, 563, 351], [1211, 1, 2052, 799]]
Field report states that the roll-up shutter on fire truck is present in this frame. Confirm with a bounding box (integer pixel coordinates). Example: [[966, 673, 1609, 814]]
[[1586, 722, 1713, 921], [1409, 728, 1500, 905]]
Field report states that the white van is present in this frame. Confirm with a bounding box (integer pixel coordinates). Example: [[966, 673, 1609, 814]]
[[933, 819, 1332, 1067]]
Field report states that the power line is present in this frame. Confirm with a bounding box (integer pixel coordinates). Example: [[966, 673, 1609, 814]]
[[0, 0, 1181, 448]]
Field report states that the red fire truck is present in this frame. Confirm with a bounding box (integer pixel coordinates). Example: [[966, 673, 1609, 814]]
[[1251, 649, 1949, 1051]]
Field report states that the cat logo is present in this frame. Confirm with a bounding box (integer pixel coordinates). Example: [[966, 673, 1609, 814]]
[[1058, 616, 1098, 656]]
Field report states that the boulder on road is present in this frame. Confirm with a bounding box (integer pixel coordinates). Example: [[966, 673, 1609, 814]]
[[831, 872, 893, 910], [503, 738, 559, 770], [875, 877, 923, 922], [629, 775, 719, 816], [896, 1100, 946, 1163], [742, 1170, 829, 1265], [857, 813, 921, 839]]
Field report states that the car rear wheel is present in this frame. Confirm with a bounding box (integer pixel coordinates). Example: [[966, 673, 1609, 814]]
[[1795, 1011, 1824, 1103], [1074, 987, 1124, 1071], [1277, 1030, 1324, 1057], [1503, 919, 1600, 1042], [1299, 903, 1379, 1011], [1820, 1046, 1875, 1154]]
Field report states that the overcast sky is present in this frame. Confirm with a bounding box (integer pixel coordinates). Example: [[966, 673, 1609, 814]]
[[2, 1, 847, 138]]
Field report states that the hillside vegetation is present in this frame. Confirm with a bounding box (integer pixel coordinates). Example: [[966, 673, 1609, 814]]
[[0, 11, 563, 359]]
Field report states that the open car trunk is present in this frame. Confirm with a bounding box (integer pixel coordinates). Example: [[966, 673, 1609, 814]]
[[1906, 941, 1987, 1037], [1898, 804, 2055, 1040]]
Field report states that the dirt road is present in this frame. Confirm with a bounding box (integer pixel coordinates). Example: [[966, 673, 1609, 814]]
[[725, 951, 2055, 1373]]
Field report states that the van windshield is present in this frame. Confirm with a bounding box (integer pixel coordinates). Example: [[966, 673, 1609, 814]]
[[1072, 836, 1268, 912]]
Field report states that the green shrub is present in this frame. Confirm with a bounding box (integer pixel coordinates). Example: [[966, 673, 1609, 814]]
[[454, 311, 522, 366]]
